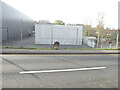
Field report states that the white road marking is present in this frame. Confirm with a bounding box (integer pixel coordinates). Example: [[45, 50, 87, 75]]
[[20, 67, 106, 74]]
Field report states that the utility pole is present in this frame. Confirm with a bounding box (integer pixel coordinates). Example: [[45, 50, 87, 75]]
[[116, 30, 119, 48], [76, 28, 78, 45], [20, 20, 23, 48], [51, 25, 53, 47]]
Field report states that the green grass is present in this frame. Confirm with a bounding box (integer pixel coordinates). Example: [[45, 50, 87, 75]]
[[3, 46, 22, 49], [97, 48, 120, 50], [2, 46, 120, 50], [65, 48, 120, 50], [2, 46, 53, 50]]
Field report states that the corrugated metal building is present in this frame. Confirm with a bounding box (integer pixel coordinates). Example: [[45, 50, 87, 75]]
[[0, 1, 2, 44], [35, 24, 83, 45], [1, 2, 33, 41]]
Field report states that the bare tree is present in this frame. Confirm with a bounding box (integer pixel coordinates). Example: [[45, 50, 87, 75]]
[[96, 12, 104, 29], [96, 12, 105, 48]]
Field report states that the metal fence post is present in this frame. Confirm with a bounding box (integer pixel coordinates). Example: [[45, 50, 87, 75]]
[[20, 20, 23, 48], [97, 30, 100, 48]]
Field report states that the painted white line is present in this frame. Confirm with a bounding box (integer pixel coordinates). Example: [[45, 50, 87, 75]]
[[20, 67, 106, 74]]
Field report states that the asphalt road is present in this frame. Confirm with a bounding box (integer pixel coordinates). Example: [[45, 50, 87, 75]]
[[1, 54, 118, 88]]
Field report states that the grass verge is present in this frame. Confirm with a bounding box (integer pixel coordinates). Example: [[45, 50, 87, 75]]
[[2, 46, 120, 50], [2, 46, 53, 50]]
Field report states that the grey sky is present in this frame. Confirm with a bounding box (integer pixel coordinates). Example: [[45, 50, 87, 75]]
[[2, 0, 119, 29]]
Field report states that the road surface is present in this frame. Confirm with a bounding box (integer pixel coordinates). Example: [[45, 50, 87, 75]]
[[1, 54, 118, 88]]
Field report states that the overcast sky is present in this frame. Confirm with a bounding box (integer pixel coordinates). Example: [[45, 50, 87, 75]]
[[2, 0, 119, 29]]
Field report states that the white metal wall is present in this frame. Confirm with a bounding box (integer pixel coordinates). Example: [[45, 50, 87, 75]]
[[35, 24, 83, 45], [35, 24, 53, 44]]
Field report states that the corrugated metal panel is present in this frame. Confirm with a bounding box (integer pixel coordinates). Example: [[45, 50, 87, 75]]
[[2, 2, 33, 41], [35, 24, 83, 45], [35, 24, 53, 44], [2, 29, 8, 41], [0, 1, 2, 43]]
